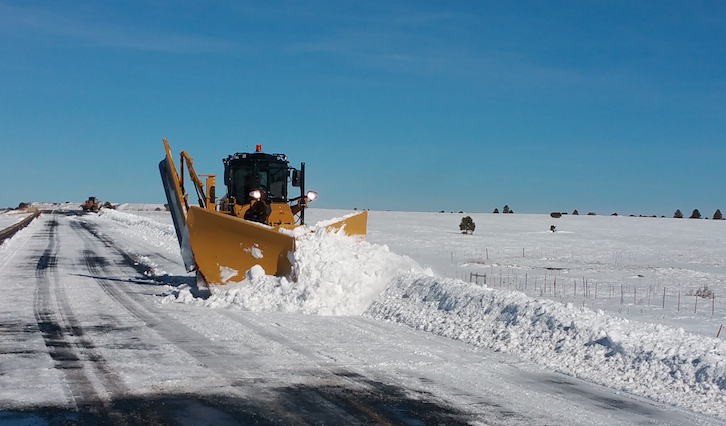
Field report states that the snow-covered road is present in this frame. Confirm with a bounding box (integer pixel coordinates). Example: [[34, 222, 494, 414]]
[[0, 211, 723, 425]]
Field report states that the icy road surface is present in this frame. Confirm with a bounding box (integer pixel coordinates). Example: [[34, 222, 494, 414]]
[[0, 210, 723, 425]]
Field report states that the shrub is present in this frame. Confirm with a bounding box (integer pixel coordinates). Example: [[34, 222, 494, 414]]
[[550, 212, 562, 218], [459, 216, 475, 234], [688, 285, 714, 299], [493, 208, 499, 214], [572, 210, 579, 215]]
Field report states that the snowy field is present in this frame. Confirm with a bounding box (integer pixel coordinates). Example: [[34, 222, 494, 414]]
[[80, 206, 726, 420]]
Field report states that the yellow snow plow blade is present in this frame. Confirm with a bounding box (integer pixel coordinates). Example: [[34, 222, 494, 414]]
[[189, 208, 368, 284], [188, 206, 295, 284], [322, 211, 368, 236]]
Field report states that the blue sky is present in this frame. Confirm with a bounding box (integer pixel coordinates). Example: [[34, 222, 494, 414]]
[[1, 1, 724, 216]]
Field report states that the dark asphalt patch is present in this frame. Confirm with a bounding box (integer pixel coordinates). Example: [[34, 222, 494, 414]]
[[3, 384, 477, 426], [540, 376, 658, 417], [83, 250, 110, 269], [272, 379, 474, 426]]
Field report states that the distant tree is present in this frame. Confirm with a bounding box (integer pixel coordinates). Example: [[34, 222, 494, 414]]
[[713, 209, 723, 220], [690, 209, 701, 219], [674, 209, 683, 219], [493, 208, 499, 214], [502, 205, 510, 214], [459, 216, 475, 234], [587, 212, 596, 216], [572, 210, 579, 215]]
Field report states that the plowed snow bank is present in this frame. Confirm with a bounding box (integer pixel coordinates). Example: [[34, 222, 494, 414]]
[[365, 275, 726, 418], [164, 228, 425, 315]]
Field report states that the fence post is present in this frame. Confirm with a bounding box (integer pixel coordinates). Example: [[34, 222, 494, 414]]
[[694, 296, 698, 314]]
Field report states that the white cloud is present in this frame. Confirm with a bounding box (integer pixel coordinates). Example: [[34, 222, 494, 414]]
[[0, 3, 234, 54]]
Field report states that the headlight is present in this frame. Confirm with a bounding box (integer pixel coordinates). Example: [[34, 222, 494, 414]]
[[306, 191, 318, 201], [249, 189, 262, 199]]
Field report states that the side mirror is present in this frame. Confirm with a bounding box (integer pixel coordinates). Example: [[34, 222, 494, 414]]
[[292, 169, 302, 187]]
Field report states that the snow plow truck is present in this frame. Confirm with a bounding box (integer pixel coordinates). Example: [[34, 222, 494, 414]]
[[82, 197, 100, 212], [159, 139, 367, 285]]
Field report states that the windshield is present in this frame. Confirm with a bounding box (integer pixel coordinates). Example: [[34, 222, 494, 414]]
[[231, 160, 287, 204]]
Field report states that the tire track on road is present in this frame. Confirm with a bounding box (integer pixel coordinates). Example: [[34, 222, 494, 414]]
[[71, 221, 265, 372], [33, 216, 126, 425]]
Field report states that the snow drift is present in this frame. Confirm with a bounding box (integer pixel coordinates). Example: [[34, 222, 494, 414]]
[[163, 227, 425, 315], [365, 275, 726, 418]]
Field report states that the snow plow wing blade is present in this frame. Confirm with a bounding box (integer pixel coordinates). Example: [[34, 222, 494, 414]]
[[159, 154, 195, 272], [322, 211, 368, 237], [187, 206, 295, 284]]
